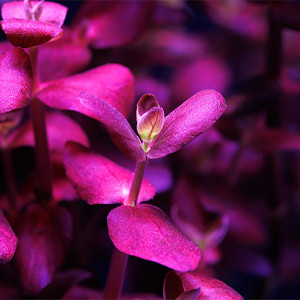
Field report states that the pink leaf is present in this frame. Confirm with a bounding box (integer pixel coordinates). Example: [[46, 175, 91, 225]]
[[147, 90, 226, 159], [245, 128, 300, 152], [36, 63, 135, 119], [38, 269, 91, 299], [163, 270, 184, 300], [38, 33, 91, 82], [8, 111, 90, 153], [0, 19, 63, 48], [0, 209, 18, 263], [178, 272, 243, 300], [0, 47, 32, 113], [1, 1, 68, 27], [64, 142, 154, 205], [107, 204, 201, 271], [79, 92, 146, 162], [72, 0, 155, 48], [15, 204, 72, 295]]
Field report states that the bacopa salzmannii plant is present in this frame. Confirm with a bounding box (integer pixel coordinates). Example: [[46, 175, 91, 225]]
[[1, 0, 300, 299]]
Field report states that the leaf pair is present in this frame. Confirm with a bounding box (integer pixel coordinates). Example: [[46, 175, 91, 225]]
[[64, 141, 201, 271], [79, 89, 227, 161]]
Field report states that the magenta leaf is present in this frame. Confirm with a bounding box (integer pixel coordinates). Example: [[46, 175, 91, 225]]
[[64, 142, 154, 205], [147, 90, 226, 159], [163, 270, 184, 300], [8, 111, 90, 153], [178, 272, 243, 300], [1, 1, 68, 27], [38, 32, 91, 82], [0, 209, 18, 263], [107, 204, 201, 271], [177, 288, 201, 300], [72, 0, 154, 48], [0, 47, 32, 113], [0, 19, 63, 48], [38, 269, 91, 299], [36, 63, 135, 119], [245, 128, 300, 152], [15, 204, 72, 295], [79, 92, 146, 162]]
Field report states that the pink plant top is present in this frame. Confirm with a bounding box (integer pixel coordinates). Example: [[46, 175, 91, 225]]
[[79, 90, 227, 161], [0, 0, 68, 48]]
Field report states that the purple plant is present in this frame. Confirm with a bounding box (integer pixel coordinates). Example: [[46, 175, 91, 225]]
[[5, 0, 300, 298]]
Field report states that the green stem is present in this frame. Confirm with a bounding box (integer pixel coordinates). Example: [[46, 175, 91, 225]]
[[104, 158, 147, 299], [29, 47, 52, 203]]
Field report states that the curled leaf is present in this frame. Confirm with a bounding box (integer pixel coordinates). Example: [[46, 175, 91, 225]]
[[107, 204, 201, 272], [137, 94, 164, 143], [64, 142, 154, 205]]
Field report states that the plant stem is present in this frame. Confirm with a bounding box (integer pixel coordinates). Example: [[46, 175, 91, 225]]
[[103, 247, 129, 300], [104, 158, 147, 299], [29, 47, 52, 203], [0, 136, 17, 209], [124, 159, 147, 206]]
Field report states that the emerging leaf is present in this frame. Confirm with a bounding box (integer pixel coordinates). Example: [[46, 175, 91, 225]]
[[64, 142, 154, 205], [0, 209, 18, 263], [137, 94, 164, 144], [15, 204, 72, 295], [1, 1, 68, 27], [107, 204, 201, 272], [147, 90, 226, 159], [0, 48, 33, 113]]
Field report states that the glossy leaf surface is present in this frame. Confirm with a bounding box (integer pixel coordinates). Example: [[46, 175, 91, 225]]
[[64, 142, 154, 205], [15, 204, 72, 295], [0, 209, 17, 263], [147, 90, 226, 159], [37, 63, 135, 119], [107, 204, 201, 271], [80, 92, 146, 162], [0, 47, 32, 113]]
